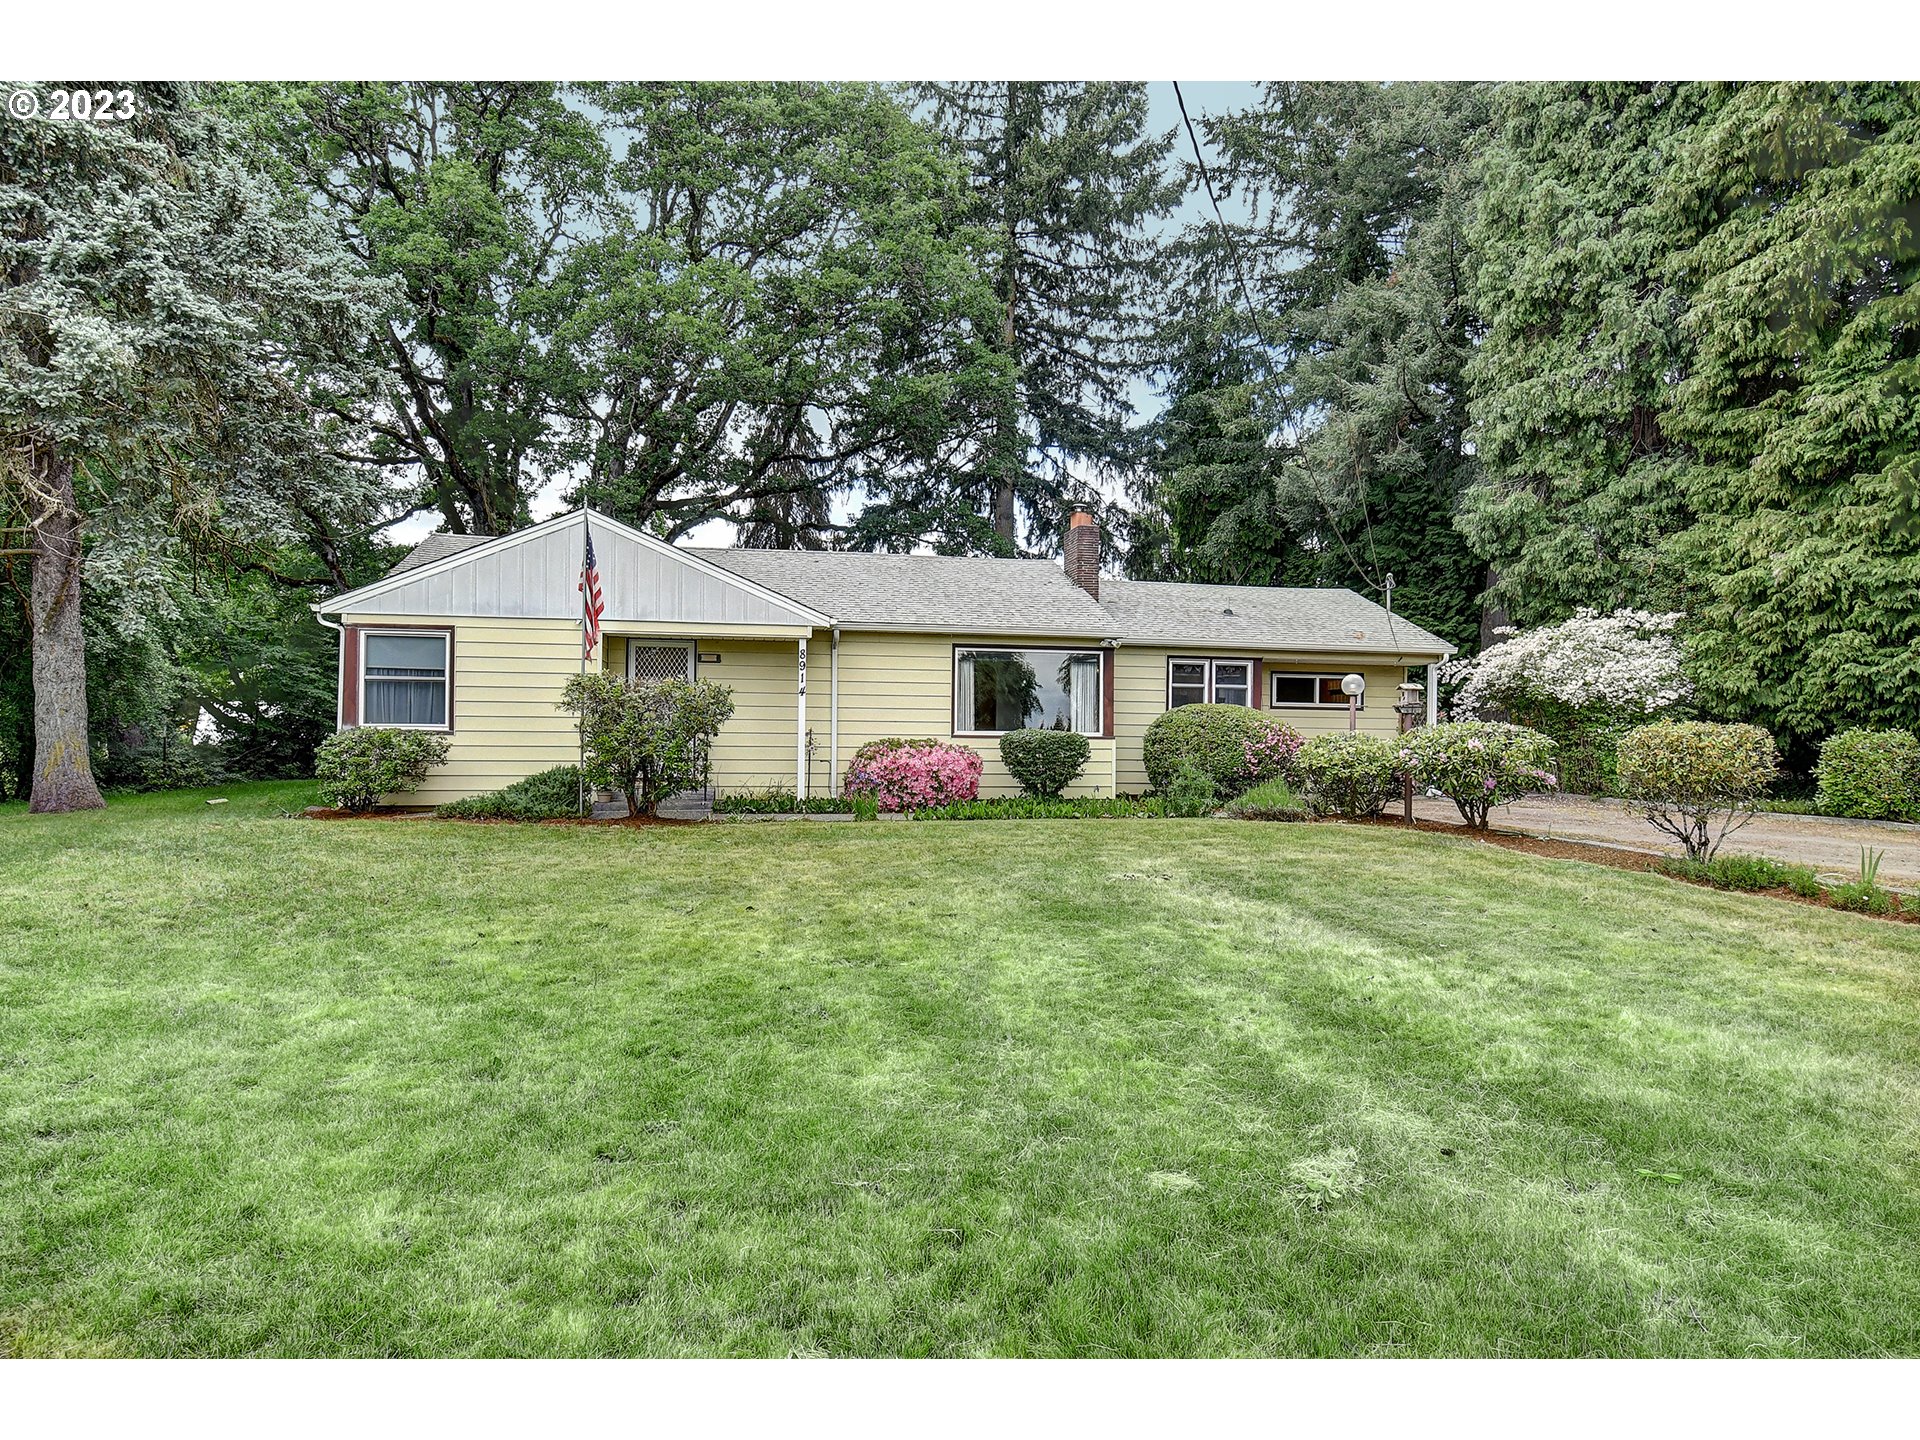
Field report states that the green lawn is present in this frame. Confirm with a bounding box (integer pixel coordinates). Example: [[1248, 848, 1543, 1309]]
[[2, 783, 1917, 1357]]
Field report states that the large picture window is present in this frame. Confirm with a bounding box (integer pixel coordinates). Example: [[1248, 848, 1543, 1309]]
[[1167, 658, 1253, 708], [362, 630, 450, 728], [955, 647, 1102, 735], [1269, 671, 1362, 709]]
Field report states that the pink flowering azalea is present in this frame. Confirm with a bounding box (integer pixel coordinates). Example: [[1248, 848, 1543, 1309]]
[[844, 740, 983, 811]]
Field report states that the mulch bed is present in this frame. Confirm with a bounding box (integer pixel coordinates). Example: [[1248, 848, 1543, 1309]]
[[1339, 815, 1919, 925], [302, 806, 693, 827]]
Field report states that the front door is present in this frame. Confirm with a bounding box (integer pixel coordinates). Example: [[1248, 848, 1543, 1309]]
[[626, 642, 707, 806]]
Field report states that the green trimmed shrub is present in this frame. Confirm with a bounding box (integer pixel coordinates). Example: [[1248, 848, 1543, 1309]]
[[906, 795, 1167, 820], [1221, 778, 1310, 822], [1164, 761, 1219, 817], [314, 728, 450, 812], [1617, 721, 1779, 861], [713, 789, 855, 815], [1294, 732, 1401, 818], [1397, 721, 1557, 830], [1828, 881, 1898, 916], [1655, 852, 1822, 897], [436, 766, 584, 820], [560, 673, 735, 817], [1142, 705, 1302, 798], [1815, 728, 1920, 821], [998, 728, 1091, 798]]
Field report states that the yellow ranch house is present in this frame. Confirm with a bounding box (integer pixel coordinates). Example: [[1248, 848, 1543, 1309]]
[[313, 508, 1454, 807]]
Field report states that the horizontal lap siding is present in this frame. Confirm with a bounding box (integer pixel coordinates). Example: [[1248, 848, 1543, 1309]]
[[346, 613, 589, 805], [1114, 647, 1409, 793], [827, 632, 1116, 799]]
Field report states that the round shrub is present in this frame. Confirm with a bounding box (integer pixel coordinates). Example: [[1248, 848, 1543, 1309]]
[[844, 740, 983, 812], [1294, 732, 1401, 817], [1815, 728, 1920, 821], [436, 765, 584, 820], [1142, 705, 1303, 799], [1617, 720, 1778, 860], [1164, 760, 1220, 818], [998, 728, 1091, 798], [1398, 721, 1557, 830], [314, 728, 450, 812]]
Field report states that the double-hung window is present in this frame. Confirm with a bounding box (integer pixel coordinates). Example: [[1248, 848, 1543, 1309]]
[[1269, 671, 1361, 710], [362, 631, 450, 728], [955, 647, 1103, 735], [1167, 658, 1253, 708]]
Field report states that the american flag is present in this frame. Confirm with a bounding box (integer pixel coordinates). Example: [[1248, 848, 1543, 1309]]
[[578, 521, 605, 660]]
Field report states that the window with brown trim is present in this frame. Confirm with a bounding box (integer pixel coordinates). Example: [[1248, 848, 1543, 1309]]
[[361, 630, 451, 729], [1166, 657, 1255, 708], [1269, 670, 1363, 709], [954, 646, 1103, 735]]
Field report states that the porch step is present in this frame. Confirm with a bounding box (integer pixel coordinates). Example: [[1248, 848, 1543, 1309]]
[[589, 787, 714, 821]]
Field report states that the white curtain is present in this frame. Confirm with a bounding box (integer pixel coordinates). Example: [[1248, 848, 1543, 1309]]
[[955, 653, 976, 730], [1070, 655, 1101, 734]]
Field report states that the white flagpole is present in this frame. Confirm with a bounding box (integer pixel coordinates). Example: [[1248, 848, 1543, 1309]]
[[578, 502, 589, 818]]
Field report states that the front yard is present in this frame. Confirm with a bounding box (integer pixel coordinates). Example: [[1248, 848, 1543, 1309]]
[[2, 784, 1916, 1356]]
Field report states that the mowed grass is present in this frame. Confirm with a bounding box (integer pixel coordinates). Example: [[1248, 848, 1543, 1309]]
[[2, 784, 1918, 1357]]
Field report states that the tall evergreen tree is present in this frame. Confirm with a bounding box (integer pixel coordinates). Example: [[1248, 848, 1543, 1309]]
[[909, 83, 1180, 554], [1460, 83, 1713, 625], [1143, 83, 1491, 650], [1662, 83, 1920, 747], [1462, 82, 1920, 750], [1, 82, 388, 811]]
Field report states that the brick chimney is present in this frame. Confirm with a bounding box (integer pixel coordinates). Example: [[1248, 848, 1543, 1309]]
[[1064, 510, 1100, 600]]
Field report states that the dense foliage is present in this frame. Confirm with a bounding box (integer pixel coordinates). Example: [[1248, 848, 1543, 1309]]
[[1141, 704, 1301, 798], [1445, 608, 1689, 794], [314, 729, 451, 812], [435, 766, 586, 821], [1220, 778, 1311, 822], [1617, 721, 1780, 861], [1814, 729, 1920, 822], [843, 739, 983, 811], [1655, 852, 1823, 898], [1293, 733, 1402, 818], [1463, 83, 1920, 754], [560, 674, 735, 817], [997, 728, 1091, 798], [903, 83, 1179, 553], [1398, 722, 1557, 830], [906, 795, 1167, 820]]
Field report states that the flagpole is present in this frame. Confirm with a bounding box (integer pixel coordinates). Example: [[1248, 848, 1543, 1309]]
[[578, 499, 589, 819]]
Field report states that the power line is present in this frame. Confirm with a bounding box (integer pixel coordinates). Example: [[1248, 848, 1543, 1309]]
[[1170, 81, 1405, 662]]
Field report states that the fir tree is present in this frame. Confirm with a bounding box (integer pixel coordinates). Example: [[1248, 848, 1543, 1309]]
[[911, 83, 1180, 553]]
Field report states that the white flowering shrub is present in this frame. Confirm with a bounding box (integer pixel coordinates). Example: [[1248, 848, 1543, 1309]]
[[1446, 609, 1691, 718], [1443, 610, 1691, 794]]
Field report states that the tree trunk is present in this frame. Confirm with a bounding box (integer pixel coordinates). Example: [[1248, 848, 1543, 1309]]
[[26, 446, 104, 813]]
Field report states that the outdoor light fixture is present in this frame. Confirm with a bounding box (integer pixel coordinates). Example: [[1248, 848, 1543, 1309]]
[[1342, 673, 1365, 734]]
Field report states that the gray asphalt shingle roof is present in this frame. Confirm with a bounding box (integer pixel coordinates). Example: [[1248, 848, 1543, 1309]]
[[382, 521, 1453, 655], [1100, 576, 1452, 656], [689, 548, 1116, 636], [388, 532, 490, 576]]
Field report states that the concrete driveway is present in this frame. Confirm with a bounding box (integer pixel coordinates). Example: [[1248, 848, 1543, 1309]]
[[1410, 794, 1920, 890]]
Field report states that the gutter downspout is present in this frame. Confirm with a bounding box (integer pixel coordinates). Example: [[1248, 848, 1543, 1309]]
[[312, 606, 345, 730], [1108, 639, 1121, 798], [830, 626, 841, 798]]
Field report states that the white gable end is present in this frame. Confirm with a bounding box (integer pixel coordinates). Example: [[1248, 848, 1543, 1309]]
[[321, 511, 827, 627]]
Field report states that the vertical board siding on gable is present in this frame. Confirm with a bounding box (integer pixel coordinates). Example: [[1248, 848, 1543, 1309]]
[[1112, 646, 1408, 794], [347, 612, 587, 805], [344, 521, 816, 627]]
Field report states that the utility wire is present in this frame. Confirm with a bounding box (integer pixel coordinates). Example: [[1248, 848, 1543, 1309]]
[[1172, 81, 1404, 663]]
